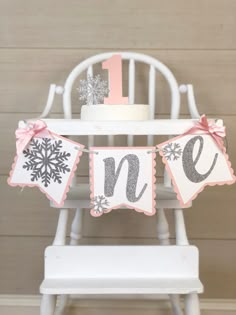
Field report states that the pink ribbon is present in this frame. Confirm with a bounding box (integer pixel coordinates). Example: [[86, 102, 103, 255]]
[[15, 120, 51, 155], [184, 115, 226, 150]]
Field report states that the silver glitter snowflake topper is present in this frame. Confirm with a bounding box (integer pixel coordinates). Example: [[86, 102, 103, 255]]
[[78, 74, 109, 105], [91, 195, 110, 214], [163, 142, 182, 161]]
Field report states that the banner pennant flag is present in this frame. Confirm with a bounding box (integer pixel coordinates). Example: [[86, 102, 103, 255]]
[[89, 147, 156, 217], [8, 132, 84, 207], [157, 133, 235, 206]]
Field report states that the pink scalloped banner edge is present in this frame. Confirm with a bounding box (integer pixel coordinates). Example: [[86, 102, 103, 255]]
[[7, 132, 84, 207], [157, 134, 236, 207], [89, 147, 156, 217]]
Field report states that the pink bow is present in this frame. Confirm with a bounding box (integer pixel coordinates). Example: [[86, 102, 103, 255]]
[[15, 120, 51, 155], [184, 115, 226, 150]]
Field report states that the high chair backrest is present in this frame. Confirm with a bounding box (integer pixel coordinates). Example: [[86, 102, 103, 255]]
[[60, 52, 190, 148], [37, 52, 201, 186], [63, 52, 181, 121], [41, 52, 200, 147]]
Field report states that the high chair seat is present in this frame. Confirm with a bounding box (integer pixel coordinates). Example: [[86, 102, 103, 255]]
[[50, 183, 192, 209], [41, 277, 203, 295]]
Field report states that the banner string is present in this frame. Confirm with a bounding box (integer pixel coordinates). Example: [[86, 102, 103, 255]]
[[75, 146, 163, 155], [74, 147, 99, 154], [147, 148, 162, 154]]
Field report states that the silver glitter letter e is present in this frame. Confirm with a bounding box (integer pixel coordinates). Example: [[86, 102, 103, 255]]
[[182, 136, 218, 183]]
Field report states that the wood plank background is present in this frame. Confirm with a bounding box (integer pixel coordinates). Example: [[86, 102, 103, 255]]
[[0, 0, 236, 299]]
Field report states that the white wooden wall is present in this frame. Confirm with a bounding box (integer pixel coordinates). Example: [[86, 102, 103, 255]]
[[0, 0, 236, 299]]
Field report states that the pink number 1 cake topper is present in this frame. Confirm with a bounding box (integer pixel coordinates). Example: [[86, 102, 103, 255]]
[[102, 54, 128, 104]]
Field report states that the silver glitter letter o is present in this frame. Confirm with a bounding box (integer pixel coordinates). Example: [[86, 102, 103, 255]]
[[182, 136, 218, 183]]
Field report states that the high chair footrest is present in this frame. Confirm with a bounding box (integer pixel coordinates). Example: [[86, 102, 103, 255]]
[[40, 278, 203, 295], [40, 245, 203, 295]]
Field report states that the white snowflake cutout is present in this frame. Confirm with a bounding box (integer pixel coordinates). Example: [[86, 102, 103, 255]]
[[91, 195, 110, 215], [162, 142, 182, 161]]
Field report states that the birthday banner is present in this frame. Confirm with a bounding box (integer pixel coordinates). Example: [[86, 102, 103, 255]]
[[89, 147, 156, 217], [7, 116, 236, 214]]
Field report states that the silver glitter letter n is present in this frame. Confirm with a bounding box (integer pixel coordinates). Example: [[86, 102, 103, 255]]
[[103, 154, 148, 202]]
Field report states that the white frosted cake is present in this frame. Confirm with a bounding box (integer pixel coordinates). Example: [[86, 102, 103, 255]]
[[81, 104, 149, 121]]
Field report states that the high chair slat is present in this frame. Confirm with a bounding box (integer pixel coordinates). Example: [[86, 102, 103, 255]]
[[128, 58, 135, 146]]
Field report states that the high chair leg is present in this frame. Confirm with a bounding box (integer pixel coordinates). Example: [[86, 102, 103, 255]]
[[170, 294, 183, 315], [52, 207, 83, 315], [54, 295, 69, 315], [70, 208, 83, 245], [185, 293, 200, 315], [40, 294, 56, 315], [156, 208, 170, 245], [157, 209, 184, 315], [53, 209, 69, 246], [48, 209, 70, 315]]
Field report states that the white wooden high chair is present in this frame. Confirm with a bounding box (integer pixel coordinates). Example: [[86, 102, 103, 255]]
[[37, 52, 203, 315]]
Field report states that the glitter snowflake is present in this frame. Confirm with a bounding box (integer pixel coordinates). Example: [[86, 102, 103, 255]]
[[23, 138, 71, 187], [163, 142, 182, 161], [78, 74, 109, 105], [91, 195, 110, 214]]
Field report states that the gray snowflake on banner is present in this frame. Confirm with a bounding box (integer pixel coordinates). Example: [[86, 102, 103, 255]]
[[78, 74, 109, 105], [163, 142, 182, 161], [91, 195, 110, 214], [23, 138, 71, 187]]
